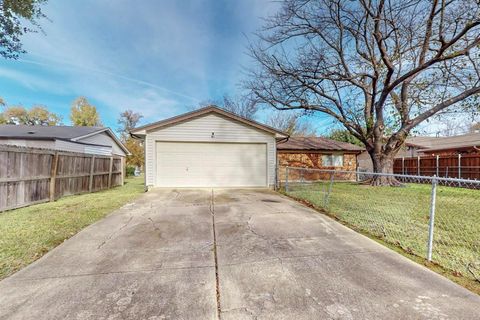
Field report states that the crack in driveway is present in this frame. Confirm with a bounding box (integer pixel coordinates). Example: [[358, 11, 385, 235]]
[[97, 215, 134, 250], [210, 189, 222, 320]]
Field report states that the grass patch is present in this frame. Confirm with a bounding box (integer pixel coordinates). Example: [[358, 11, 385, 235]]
[[285, 181, 480, 294], [0, 176, 145, 280]]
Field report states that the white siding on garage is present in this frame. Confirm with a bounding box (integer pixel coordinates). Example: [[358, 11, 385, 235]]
[[144, 113, 277, 187], [156, 142, 267, 187]]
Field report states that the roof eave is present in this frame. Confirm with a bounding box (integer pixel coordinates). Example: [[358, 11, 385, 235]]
[[73, 127, 131, 156], [70, 127, 109, 141], [130, 106, 289, 138]]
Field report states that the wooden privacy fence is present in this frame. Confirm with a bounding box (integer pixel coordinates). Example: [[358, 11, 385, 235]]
[[394, 154, 480, 180], [0, 145, 125, 212]]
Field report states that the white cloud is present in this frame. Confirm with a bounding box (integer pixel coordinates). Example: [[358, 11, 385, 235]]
[[0, 65, 67, 94], [2, 0, 288, 128]]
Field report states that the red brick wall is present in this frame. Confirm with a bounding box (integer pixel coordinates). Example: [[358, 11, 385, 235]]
[[277, 151, 357, 181]]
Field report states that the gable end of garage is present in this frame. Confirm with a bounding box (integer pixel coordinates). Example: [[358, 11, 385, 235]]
[[142, 112, 278, 188]]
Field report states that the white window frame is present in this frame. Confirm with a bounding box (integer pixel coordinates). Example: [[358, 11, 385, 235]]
[[322, 153, 344, 167]]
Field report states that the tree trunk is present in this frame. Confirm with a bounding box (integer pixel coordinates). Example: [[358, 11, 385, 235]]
[[369, 151, 403, 186]]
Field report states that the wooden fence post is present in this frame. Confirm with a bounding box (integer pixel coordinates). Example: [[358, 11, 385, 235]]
[[108, 157, 114, 188], [49, 152, 59, 201], [121, 157, 125, 185], [89, 156, 95, 192]]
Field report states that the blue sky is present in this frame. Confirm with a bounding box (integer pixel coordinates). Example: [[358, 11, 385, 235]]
[[0, 0, 473, 137], [3, 0, 327, 130]]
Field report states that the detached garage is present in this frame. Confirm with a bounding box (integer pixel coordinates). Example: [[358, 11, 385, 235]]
[[131, 106, 288, 188]]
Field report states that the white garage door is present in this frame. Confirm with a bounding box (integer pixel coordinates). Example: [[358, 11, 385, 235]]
[[155, 142, 268, 187]]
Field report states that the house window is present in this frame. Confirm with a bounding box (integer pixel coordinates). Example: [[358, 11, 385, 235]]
[[322, 154, 344, 167]]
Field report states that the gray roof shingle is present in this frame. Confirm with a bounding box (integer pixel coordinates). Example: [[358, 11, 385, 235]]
[[277, 136, 364, 152], [406, 133, 480, 151], [0, 125, 104, 140]]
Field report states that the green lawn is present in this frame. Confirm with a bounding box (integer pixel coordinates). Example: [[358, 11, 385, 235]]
[[0, 176, 145, 280], [287, 181, 480, 288]]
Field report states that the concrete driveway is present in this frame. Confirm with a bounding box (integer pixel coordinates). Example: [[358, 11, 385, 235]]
[[0, 189, 478, 320]]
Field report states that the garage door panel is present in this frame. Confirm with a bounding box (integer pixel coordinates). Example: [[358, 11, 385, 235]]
[[156, 142, 267, 187]]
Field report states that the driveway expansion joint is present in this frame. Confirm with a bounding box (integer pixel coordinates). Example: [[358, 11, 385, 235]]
[[1, 189, 479, 319], [210, 189, 222, 320]]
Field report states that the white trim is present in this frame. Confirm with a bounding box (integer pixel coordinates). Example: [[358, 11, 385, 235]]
[[70, 128, 108, 141], [72, 128, 130, 156]]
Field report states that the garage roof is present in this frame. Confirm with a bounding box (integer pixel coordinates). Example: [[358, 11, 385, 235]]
[[130, 105, 289, 138]]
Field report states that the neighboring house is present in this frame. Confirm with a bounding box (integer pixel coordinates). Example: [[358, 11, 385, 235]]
[[277, 137, 364, 181], [0, 125, 130, 157], [403, 133, 480, 156], [358, 132, 480, 171], [130, 106, 288, 188]]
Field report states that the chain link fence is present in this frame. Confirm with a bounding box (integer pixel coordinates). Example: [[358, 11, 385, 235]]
[[280, 167, 480, 283]]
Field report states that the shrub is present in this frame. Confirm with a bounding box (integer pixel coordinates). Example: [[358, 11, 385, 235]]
[[126, 166, 136, 177]]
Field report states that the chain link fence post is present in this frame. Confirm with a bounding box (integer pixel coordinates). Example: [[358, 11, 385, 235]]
[[427, 175, 438, 261], [324, 171, 335, 208], [417, 156, 420, 176], [458, 154, 461, 178], [285, 167, 289, 193]]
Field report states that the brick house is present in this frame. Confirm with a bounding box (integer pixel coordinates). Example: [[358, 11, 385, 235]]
[[277, 137, 364, 181]]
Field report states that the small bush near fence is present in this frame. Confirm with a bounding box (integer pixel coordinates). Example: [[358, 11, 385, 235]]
[[280, 167, 480, 287], [0, 145, 124, 212]]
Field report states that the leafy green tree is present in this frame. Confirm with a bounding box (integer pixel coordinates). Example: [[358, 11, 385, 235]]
[[0, 105, 62, 125], [325, 129, 363, 147], [124, 137, 144, 168], [0, 98, 5, 123], [0, 0, 48, 59], [70, 97, 102, 126]]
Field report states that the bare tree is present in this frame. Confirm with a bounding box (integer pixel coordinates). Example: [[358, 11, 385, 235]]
[[266, 111, 316, 136], [196, 94, 259, 120], [222, 95, 259, 120], [470, 122, 480, 133], [118, 109, 144, 169], [118, 109, 143, 141], [246, 0, 480, 185]]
